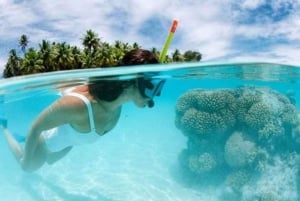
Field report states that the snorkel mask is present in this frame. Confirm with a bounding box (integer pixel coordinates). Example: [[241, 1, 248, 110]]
[[137, 76, 166, 108]]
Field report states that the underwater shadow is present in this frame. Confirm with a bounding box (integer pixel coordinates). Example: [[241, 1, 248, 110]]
[[21, 174, 116, 201]]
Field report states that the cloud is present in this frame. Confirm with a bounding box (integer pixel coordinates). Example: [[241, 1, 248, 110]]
[[0, 58, 5, 74], [0, 0, 39, 40], [270, 44, 300, 65], [240, 0, 266, 9], [230, 0, 296, 24]]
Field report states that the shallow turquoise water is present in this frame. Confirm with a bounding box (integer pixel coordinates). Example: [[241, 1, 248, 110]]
[[1, 62, 300, 201]]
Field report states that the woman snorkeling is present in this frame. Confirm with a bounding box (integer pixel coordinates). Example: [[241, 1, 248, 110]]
[[0, 49, 165, 172]]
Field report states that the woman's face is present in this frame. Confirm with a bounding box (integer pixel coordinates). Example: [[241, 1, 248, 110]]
[[126, 83, 151, 108]]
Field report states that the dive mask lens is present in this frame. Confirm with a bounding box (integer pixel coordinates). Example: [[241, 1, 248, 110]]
[[141, 79, 166, 99]]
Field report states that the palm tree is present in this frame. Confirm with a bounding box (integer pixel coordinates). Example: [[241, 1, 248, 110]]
[[132, 42, 141, 49], [71, 46, 83, 69], [6, 49, 21, 76], [151, 47, 160, 58], [39, 40, 55, 71], [21, 48, 44, 74], [82, 55, 94, 68], [172, 49, 184, 62], [3, 63, 13, 78], [164, 55, 172, 63], [82, 30, 101, 55], [3, 29, 206, 78], [114, 40, 123, 49], [112, 40, 132, 63], [54, 42, 74, 70], [19, 34, 29, 54], [183, 50, 202, 61], [100, 47, 116, 67]]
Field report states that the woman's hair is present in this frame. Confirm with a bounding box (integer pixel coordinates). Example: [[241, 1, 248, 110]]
[[88, 49, 159, 101], [119, 48, 159, 66]]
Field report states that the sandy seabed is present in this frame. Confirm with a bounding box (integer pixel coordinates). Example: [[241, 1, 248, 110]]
[[1, 103, 299, 201]]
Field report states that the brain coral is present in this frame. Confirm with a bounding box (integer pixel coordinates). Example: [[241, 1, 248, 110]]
[[244, 102, 272, 130], [175, 89, 236, 137], [237, 87, 300, 141], [176, 87, 300, 143]]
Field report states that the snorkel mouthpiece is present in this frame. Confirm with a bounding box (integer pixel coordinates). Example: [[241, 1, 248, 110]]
[[148, 100, 154, 108]]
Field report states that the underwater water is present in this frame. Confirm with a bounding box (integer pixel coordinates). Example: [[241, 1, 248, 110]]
[[1, 62, 300, 201]]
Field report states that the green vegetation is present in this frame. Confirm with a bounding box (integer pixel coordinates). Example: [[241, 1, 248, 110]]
[[3, 30, 202, 78]]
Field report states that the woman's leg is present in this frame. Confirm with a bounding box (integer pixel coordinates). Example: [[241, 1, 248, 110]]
[[2, 127, 24, 161], [2, 122, 72, 171]]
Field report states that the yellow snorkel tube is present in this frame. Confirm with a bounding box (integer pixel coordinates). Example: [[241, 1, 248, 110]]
[[159, 19, 179, 62]]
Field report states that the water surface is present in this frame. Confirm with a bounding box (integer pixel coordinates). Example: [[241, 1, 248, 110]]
[[1, 62, 300, 201]]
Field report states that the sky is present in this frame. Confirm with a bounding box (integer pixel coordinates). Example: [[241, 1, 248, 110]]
[[1, 0, 300, 74]]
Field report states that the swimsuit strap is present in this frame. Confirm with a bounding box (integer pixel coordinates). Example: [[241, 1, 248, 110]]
[[66, 92, 96, 133]]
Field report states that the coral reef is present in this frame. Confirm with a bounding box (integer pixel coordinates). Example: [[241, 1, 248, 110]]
[[175, 89, 236, 137], [224, 132, 257, 168], [175, 86, 300, 200], [225, 169, 252, 192], [188, 152, 217, 174]]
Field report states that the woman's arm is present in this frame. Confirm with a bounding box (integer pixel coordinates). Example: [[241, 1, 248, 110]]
[[22, 97, 81, 166]]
